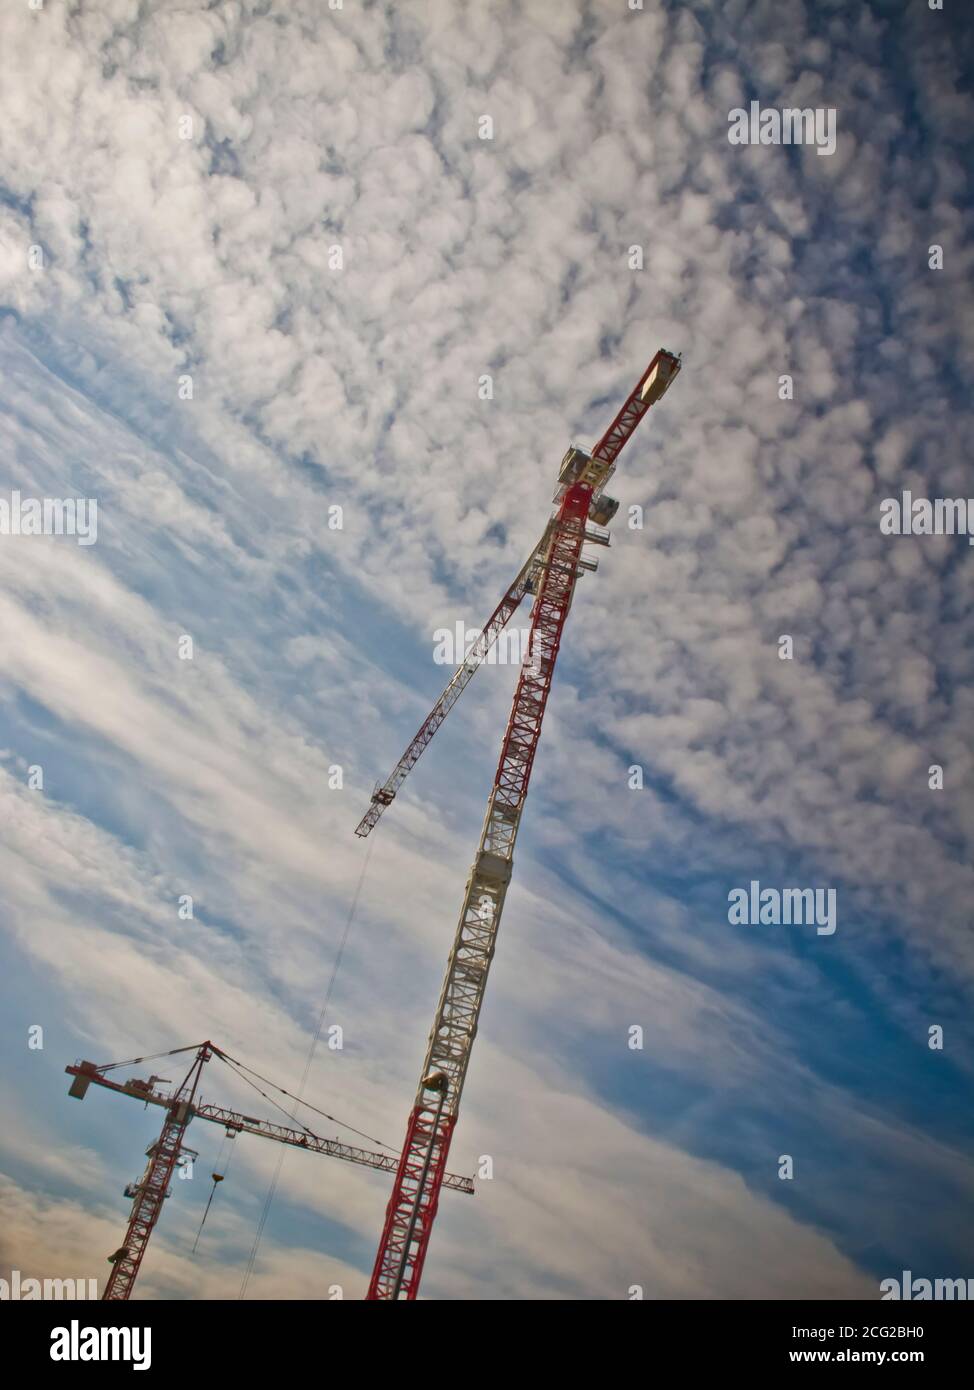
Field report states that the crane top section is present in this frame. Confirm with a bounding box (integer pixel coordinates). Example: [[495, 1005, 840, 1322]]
[[67, 1055, 205, 1110], [354, 347, 681, 839], [592, 347, 681, 471], [552, 348, 681, 520]]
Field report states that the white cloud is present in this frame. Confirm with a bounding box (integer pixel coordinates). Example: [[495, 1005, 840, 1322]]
[[0, 0, 971, 1299]]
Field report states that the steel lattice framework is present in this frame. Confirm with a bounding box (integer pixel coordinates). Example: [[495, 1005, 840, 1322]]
[[367, 483, 591, 1300], [100, 1046, 210, 1300], [354, 522, 554, 837], [363, 350, 681, 1301], [194, 1103, 473, 1191], [66, 1040, 474, 1300]]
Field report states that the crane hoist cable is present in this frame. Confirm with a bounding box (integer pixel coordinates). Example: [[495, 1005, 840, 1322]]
[[191, 1129, 237, 1256], [238, 833, 376, 1299], [81, 1041, 392, 1152], [213, 1048, 396, 1153], [94, 1043, 206, 1073]]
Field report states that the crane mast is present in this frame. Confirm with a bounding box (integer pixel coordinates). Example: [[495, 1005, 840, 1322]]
[[366, 350, 681, 1300], [98, 1044, 211, 1301]]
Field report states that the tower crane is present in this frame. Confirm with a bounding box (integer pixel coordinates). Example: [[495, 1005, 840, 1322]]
[[66, 1040, 474, 1300], [360, 351, 682, 1299]]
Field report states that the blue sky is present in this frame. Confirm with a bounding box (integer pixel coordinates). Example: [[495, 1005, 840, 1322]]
[[0, 0, 972, 1299]]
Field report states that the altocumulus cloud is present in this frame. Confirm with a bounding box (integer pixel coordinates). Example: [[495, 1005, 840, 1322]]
[[0, 0, 972, 1298]]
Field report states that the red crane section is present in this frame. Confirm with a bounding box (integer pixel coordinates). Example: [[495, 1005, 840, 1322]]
[[99, 1045, 211, 1301], [362, 350, 681, 1300], [366, 480, 593, 1301], [355, 350, 682, 843], [591, 349, 679, 469]]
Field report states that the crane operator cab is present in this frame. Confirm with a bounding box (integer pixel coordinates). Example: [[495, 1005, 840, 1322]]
[[552, 446, 620, 526]]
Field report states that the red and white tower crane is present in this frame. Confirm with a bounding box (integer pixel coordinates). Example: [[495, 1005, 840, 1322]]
[[359, 351, 682, 1299], [66, 1040, 474, 1300]]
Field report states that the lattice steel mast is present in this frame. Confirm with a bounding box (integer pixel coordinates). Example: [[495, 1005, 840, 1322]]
[[364, 351, 681, 1299]]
